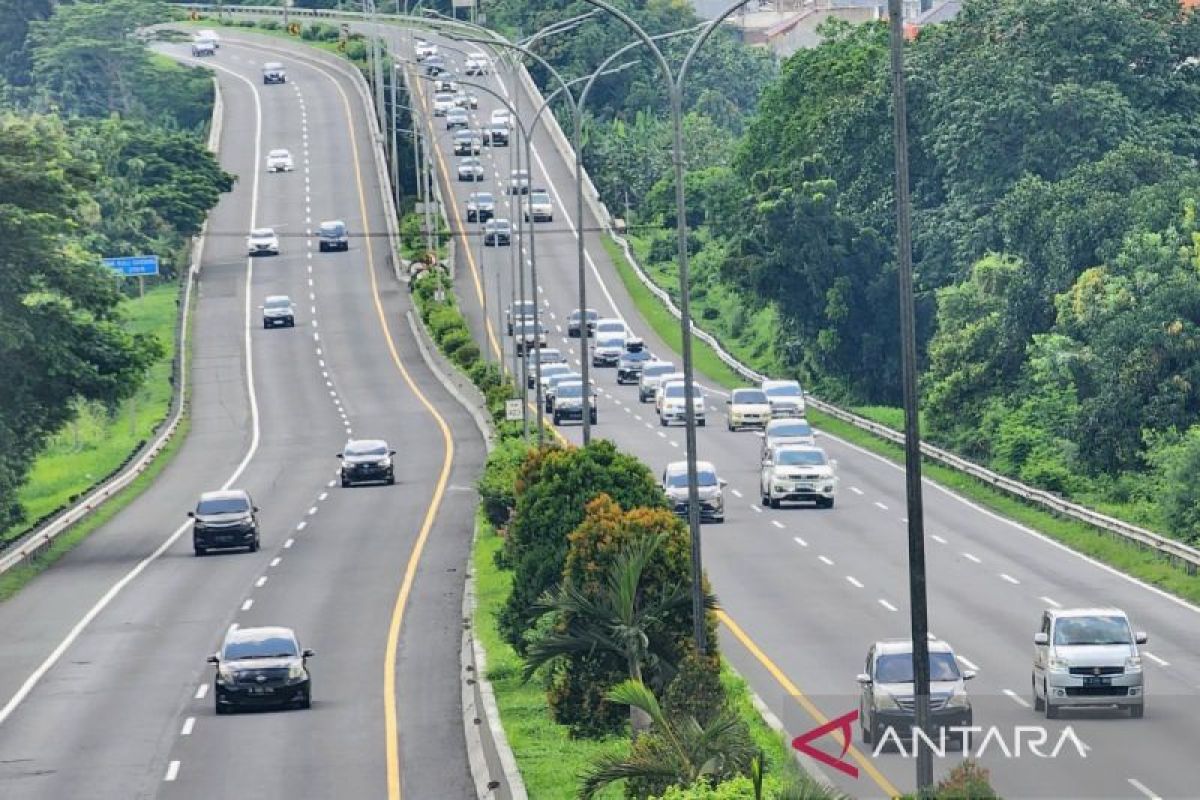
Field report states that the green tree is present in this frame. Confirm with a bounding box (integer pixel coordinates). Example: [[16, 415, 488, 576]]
[[1145, 426, 1200, 543], [0, 113, 161, 532], [580, 679, 758, 800], [498, 440, 666, 652]]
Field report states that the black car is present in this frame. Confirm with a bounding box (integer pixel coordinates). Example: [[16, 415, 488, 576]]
[[466, 191, 495, 223], [567, 307, 598, 338], [616, 348, 654, 384], [483, 124, 509, 147], [338, 439, 396, 486], [484, 218, 512, 246], [317, 220, 349, 252], [190, 490, 259, 556], [208, 626, 313, 714]]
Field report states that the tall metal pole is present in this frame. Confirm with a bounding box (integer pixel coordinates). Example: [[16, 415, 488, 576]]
[[524, 126, 545, 446], [887, 0, 932, 793], [572, 104, 593, 445], [512, 65, 531, 440], [390, 67, 400, 213]]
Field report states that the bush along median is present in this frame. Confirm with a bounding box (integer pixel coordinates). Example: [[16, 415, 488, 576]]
[[474, 436, 843, 799]]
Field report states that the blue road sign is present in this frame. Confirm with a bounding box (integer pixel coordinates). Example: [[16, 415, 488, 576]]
[[103, 255, 160, 276]]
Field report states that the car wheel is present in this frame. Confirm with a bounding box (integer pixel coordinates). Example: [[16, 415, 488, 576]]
[[248, 537, 259, 553], [194, 544, 207, 557], [553, 413, 561, 425], [1130, 702, 1144, 719], [215, 701, 230, 715], [288, 320, 295, 328], [727, 420, 735, 431], [263, 321, 270, 329], [1044, 683, 1058, 719], [386, 473, 395, 486], [341, 476, 351, 488], [299, 691, 312, 710], [698, 418, 706, 427], [590, 412, 597, 424], [770, 496, 781, 509], [1032, 676, 1044, 711], [659, 416, 667, 427]]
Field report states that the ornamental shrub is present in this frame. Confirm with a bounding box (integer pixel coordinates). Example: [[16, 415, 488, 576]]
[[478, 437, 534, 527], [438, 327, 472, 356], [453, 341, 481, 368]]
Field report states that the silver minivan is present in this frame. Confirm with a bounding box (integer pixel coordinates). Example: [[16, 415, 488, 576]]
[[1032, 607, 1146, 718]]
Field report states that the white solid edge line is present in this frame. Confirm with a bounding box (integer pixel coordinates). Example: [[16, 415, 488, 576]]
[[0, 60, 265, 730], [1001, 689, 1031, 708], [1127, 779, 1162, 800]]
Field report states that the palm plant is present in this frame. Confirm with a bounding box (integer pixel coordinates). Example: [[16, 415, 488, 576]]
[[579, 679, 759, 799], [523, 533, 713, 731]]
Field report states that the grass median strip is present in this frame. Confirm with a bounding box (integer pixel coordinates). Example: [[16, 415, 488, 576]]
[[602, 233, 1200, 606]]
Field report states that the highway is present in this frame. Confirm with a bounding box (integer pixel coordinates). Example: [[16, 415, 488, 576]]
[[0, 34, 481, 800], [394, 27, 1200, 800]]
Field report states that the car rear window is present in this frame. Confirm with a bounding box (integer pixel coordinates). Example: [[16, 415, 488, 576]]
[[197, 496, 249, 514], [224, 635, 297, 660]]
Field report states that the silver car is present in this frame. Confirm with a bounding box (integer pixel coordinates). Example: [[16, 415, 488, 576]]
[[1032, 608, 1146, 718], [638, 361, 677, 403], [760, 418, 816, 461], [858, 638, 974, 746], [661, 460, 725, 523], [246, 227, 279, 256]]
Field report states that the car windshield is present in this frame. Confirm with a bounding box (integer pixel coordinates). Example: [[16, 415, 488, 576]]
[[533, 350, 560, 362], [472, 193, 493, 204], [511, 171, 528, 180], [664, 383, 701, 398], [269, 149, 289, 158], [622, 351, 651, 361], [733, 389, 768, 404], [197, 496, 249, 514], [223, 635, 297, 661], [1054, 615, 1132, 646], [596, 322, 623, 333], [250, 229, 273, 238], [345, 442, 388, 457], [769, 421, 813, 439], [765, 384, 802, 398], [551, 374, 581, 388], [513, 302, 535, 314], [265, 297, 291, 309], [558, 383, 583, 397], [597, 338, 623, 349], [665, 470, 718, 488], [435, 92, 454, 102], [530, 192, 550, 203], [643, 364, 675, 377], [874, 652, 961, 683], [320, 223, 344, 235], [775, 449, 827, 466], [462, 158, 480, 166], [542, 365, 571, 377]]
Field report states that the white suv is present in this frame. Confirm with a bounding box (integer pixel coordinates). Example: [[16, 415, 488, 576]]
[[760, 444, 836, 508], [658, 380, 705, 427], [1032, 607, 1146, 718], [761, 379, 806, 418]]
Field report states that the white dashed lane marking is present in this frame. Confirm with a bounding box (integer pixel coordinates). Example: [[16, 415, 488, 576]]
[[878, 599, 898, 612], [1002, 689, 1030, 708], [818, 555, 834, 566], [180, 717, 195, 736], [771, 520, 784, 529], [850, 486, 864, 495], [1040, 595, 1061, 608], [194, 684, 208, 700], [962, 552, 981, 563], [1000, 573, 1020, 585], [931, 534, 947, 544], [164, 761, 180, 782], [793, 536, 808, 547], [284, 538, 295, 549], [845, 576, 864, 588], [255, 576, 267, 588], [240, 599, 253, 612]]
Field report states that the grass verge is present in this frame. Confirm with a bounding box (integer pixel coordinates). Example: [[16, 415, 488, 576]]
[[474, 513, 825, 797], [2, 284, 180, 549], [602, 233, 1200, 606]]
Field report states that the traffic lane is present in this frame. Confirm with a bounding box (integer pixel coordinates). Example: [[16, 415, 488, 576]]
[[422, 30, 1200, 798], [0, 45, 347, 799], [223, 34, 483, 799]]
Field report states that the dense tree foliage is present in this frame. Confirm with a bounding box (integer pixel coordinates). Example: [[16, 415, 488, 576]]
[[0, 0, 231, 534]]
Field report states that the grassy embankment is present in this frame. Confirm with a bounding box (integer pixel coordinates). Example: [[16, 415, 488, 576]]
[[0, 283, 186, 600]]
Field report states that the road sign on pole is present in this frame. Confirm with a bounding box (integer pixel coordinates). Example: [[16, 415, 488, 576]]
[[505, 399, 523, 422], [102, 255, 160, 277]]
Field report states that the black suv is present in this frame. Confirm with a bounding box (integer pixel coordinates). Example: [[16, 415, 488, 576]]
[[208, 626, 313, 714], [466, 191, 495, 223], [338, 439, 396, 486], [190, 490, 259, 556], [317, 220, 349, 252]]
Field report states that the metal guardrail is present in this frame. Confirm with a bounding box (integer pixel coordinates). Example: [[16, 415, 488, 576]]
[[176, 3, 1200, 576], [0, 74, 222, 577]]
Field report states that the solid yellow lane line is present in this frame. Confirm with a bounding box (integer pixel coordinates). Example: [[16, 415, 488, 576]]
[[716, 609, 902, 798], [312, 57, 455, 800], [409, 67, 503, 361]]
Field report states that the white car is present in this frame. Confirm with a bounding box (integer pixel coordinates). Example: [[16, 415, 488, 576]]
[[593, 317, 626, 340], [523, 190, 553, 223], [761, 418, 816, 461], [465, 53, 490, 75], [262, 295, 295, 328], [454, 91, 479, 110], [659, 380, 705, 427], [760, 444, 836, 508], [246, 227, 279, 256], [508, 169, 530, 195], [432, 92, 456, 116], [662, 460, 725, 523], [1032, 608, 1146, 719], [446, 107, 469, 129], [266, 148, 294, 172], [761, 379, 807, 418], [653, 371, 686, 412], [191, 37, 216, 57], [639, 361, 677, 403], [457, 157, 485, 182], [414, 39, 437, 61], [591, 335, 626, 368], [490, 108, 511, 126], [726, 387, 771, 431], [198, 29, 221, 48]]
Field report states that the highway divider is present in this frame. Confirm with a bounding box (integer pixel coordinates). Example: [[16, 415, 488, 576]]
[[0, 74, 223, 578]]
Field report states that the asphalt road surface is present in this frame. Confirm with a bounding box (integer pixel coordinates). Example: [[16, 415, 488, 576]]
[[392, 26, 1200, 800], [0, 34, 482, 800]]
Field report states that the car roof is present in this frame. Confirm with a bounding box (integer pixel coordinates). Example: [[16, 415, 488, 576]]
[[874, 638, 954, 655], [346, 438, 389, 449], [265, 295, 291, 303], [1048, 607, 1128, 619], [268, 148, 290, 156], [665, 460, 715, 475], [762, 379, 801, 388], [766, 418, 811, 430], [224, 625, 296, 645], [732, 387, 767, 397], [250, 227, 275, 236], [199, 489, 250, 502], [319, 219, 345, 227]]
